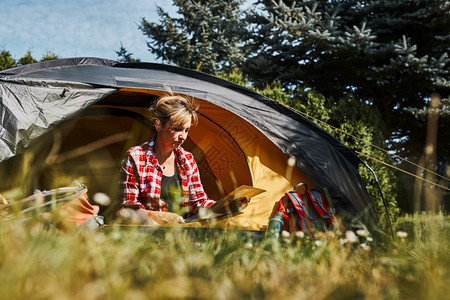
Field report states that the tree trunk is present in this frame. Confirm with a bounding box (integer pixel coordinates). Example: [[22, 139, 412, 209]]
[[423, 93, 442, 213]]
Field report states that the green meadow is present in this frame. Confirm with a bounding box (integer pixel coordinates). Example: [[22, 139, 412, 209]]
[[0, 211, 448, 299]]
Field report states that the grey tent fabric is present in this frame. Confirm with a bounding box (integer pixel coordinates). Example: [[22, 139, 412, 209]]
[[0, 57, 379, 225], [0, 79, 115, 161]]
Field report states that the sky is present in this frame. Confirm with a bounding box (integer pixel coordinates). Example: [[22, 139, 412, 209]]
[[0, 0, 177, 62]]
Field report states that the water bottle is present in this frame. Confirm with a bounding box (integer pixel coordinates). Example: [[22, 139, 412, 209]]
[[267, 212, 284, 238]]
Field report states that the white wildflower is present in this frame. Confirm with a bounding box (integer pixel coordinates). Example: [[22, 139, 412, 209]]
[[314, 240, 323, 247], [340, 238, 348, 245], [367, 237, 373, 242], [93, 192, 111, 206], [282, 230, 291, 238], [396, 231, 408, 238], [245, 242, 253, 249], [345, 230, 358, 243], [360, 243, 371, 251], [356, 229, 369, 237], [295, 231, 305, 239]]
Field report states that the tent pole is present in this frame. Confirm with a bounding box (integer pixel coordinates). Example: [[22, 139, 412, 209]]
[[362, 161, 395, 239]]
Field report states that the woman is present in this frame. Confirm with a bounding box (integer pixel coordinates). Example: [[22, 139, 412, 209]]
[[119, 91, 215, 224]]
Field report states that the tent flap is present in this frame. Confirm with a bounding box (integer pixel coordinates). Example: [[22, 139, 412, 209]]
[[0, 79, 115, 161]]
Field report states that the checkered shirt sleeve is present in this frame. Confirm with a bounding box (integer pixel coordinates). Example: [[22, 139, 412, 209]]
[[119, 146, 148, 209], [178, 150, 215, 216]]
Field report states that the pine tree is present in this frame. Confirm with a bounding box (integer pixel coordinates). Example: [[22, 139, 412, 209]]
[[139, 0, 449, 148], [139, 0, 249, 73], [0, 49, 17, 70], [17, 51, 37, 66], [116, 43, 141, 63], [1, 49, 60, 70], [246, 0, 449, 161]]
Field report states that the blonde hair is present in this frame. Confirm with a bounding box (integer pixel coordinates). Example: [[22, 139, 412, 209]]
[[149, 90, 199, 129]]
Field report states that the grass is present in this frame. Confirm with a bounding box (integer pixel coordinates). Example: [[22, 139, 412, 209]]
[[0, 211, 449, 299]]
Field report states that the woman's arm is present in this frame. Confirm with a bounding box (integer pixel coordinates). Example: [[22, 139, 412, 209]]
[[119, 154, 145, 209], [186, 159, 215, 216]]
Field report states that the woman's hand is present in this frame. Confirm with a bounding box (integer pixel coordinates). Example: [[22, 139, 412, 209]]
[[145, 210, 185, 224]]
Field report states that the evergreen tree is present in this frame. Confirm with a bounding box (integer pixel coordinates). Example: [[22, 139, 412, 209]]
[[0, 49, 17, 70], [17, 51, 37, 66], [139, 0, 249, 73], [116, 43, 141, 63], [246, 0, 449, 160], [0, 49, 60, 70], [138, 0, 449, 158]]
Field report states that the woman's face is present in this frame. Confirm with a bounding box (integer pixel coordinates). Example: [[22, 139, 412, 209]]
[[157, 118, 191, 151]]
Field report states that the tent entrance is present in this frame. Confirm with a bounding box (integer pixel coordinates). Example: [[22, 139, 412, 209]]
[[5, 89, 253, 211], [1, 88, 314, 230]]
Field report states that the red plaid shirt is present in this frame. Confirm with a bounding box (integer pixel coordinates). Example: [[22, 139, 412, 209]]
[[119, 139, 215, 217]]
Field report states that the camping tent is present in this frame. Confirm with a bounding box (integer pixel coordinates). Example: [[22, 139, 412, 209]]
[[0, 57, 380, 230]]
